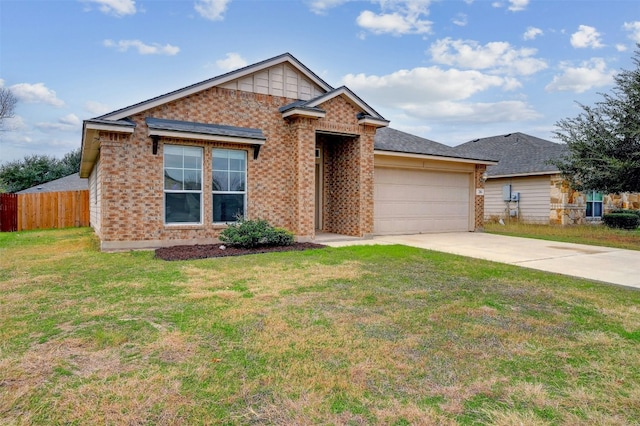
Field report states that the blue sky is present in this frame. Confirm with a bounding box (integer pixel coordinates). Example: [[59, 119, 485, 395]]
[[1, 0, 639, 164]]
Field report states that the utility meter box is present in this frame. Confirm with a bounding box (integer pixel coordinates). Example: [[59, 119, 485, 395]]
[[502, 185, 512, 201], [511, 192, 520, 202]]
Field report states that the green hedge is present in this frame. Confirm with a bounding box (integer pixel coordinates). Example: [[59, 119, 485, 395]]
[[602, 213, 640, 230], [610, 209, 640, 218], [219, 217, 294, 248]]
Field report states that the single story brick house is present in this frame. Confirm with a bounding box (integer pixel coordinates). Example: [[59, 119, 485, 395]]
[[454, 132, 640, 224], [80, 53, 495, 251]]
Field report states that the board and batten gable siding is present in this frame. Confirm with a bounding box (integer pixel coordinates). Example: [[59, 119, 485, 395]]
[[220, 63, 324, 101], [485, 175, 551, 223]]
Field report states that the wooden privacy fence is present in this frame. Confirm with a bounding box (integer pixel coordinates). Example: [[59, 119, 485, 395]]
[[0, 193, 18, 232], [0, 190, 89, 232]]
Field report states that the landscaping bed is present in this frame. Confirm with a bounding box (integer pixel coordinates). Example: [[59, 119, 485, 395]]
[[155, 242, 327, 261]]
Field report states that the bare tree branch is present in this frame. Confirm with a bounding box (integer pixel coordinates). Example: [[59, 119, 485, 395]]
[[0, 87, 18, 122]]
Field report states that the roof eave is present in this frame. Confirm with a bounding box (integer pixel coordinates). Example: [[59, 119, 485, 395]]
[[80, 120, 136, 178], [281, 108, 326, 120], [358, 116, 389, 128], [147, 128, 265, 145], [488, 170, 560, 179], [374, 150, 499, 165]]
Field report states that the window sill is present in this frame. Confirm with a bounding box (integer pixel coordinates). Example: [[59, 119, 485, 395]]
[[164, 223, 204, 230]]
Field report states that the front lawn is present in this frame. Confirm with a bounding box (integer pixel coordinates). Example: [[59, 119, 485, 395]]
[[485, 222, 640, 251], [1, 228, 639, 425]]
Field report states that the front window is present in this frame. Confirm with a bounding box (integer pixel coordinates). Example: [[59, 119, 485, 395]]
[[212, 148, 246, 222], [164, 145, 203, 224], [586, 191, 603, 218]]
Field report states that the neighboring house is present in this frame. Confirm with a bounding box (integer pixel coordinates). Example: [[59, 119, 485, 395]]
[[80, 53, 494, 251], [454, 132, 640, 224], [16, 173, 88, 194]]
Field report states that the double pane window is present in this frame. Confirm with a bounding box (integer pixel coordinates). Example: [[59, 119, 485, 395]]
[[212, 149, 246, 222], [586, 191, 603, 218], [164, 145, 203, 223]]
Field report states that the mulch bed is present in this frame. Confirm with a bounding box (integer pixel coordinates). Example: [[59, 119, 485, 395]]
[[155, 242, 327, 261]]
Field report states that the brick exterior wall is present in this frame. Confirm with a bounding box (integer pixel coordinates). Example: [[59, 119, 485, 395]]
[[92, 87, 375, 250]]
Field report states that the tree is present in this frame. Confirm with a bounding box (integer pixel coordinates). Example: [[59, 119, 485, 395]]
[[552, 45, 640, 193], [0, 87, 18, 125], [0, 148, 82, 193]]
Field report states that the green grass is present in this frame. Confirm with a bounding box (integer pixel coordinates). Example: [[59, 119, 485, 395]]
[[485, 221, 640, 251], [2, 228, 640, 424]]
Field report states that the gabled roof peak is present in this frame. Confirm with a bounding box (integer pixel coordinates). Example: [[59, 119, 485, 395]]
[[97, 52, 335, 121]]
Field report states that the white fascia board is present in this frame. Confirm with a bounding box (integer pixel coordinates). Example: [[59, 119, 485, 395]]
[[488, 170, 559, 179], [374, 150, 498, 165], [358, 117, 389, 128], [148, 129, 265, 145], [281, 108, 326, 119], [102, 54, 333, 121], [85, 122, 135, 133]]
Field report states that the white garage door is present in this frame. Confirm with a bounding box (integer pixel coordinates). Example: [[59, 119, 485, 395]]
[[374, 167, 471, 235]]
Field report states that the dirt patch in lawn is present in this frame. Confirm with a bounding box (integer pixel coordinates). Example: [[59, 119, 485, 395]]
[[155, 242, 327, 261]]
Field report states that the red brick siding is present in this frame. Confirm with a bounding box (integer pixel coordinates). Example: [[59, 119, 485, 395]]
[[94, 87, 374, 248]]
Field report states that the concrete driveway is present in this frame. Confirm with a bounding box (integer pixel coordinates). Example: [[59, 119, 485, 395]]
[[325, 232, 640, 290]]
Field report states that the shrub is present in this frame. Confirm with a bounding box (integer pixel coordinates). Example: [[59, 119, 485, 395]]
[[219, 217, 294, 248], [610, 209, 640, 218], [602, 213, 640, 230]]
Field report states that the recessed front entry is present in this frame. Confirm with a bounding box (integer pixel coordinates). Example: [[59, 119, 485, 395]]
[[314, 148, 323, 230]]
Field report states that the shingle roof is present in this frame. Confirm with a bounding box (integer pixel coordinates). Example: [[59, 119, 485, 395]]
[[453, 132, 568, 177], [374, 127, 497, 162], [16, 173, 88, 194], [145, 117, 266, 141]]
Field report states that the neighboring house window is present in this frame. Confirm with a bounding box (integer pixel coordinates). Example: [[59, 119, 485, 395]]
[[212, 148, 246, 222], [586, 191, 603, 219], [164, 145, 203, 224]]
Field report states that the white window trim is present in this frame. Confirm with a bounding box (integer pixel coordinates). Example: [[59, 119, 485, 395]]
[[212, 148, 247, 224], [586, 190, 604, 219], [164, 145, 204, 226]]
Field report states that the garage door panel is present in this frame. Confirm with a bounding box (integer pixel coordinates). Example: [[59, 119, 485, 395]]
[[375, 201, 468, 216], [375, 185, 469, 203], [374, 167, 471, 235]]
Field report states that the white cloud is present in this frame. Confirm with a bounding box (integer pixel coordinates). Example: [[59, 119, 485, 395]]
[[9, 83, 65, 107], [216, 53, 247, 71], [491, 0, 528, 12], [342, 67, 508, 105], [194, 0, 230, 21], [356, 1, 433, 36], [307, 0, 348, 15], [0, 78, 4, 88], [452, 13, 467, 27], [2, 115, 27, 131], [84, 101, 111, 116], [570, 25, 604, 49], [616, 44, 628, 52], [103, 39, 180, 55], [429, 38, 547, 76], [83, 0, 136, 17], [507, 0, 529, 12], [545, 58, 616, 93], [523, 26, 543, 41], [402, 100, 540, 123], [35, 114, 82, 132], [623, 21, 640, 43]]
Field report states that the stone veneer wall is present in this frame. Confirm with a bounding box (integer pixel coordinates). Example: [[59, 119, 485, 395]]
[[94, 87, 374, 250], [550, 174, 639, 225]]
